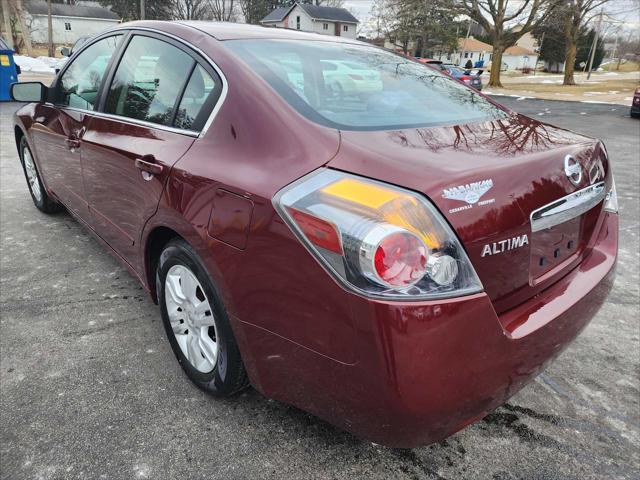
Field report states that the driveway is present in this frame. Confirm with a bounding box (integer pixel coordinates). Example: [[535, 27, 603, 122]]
[[1, 98, 638, 480]]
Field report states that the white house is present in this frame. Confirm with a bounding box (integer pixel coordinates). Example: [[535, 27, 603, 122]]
[[436, 37, 538, 71], [502, 45, 538, 71], [260, 3, 358, 40], [25, 0, 120, 45], [435, 37, 493, 67]]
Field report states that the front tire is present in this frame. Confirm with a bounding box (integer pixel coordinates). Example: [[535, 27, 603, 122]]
[[156, 239, 247, 396], [19, 137, 62, 213]]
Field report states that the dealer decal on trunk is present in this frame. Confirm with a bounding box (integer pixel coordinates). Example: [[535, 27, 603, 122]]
[[481, 234, 529, 257], [442, 179, 495, 213]]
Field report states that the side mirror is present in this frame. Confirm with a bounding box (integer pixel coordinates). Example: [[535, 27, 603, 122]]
[[61, 47, 71, 57], [10, 82, 48, 103]]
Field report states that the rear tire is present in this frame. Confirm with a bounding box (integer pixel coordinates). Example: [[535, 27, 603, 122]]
[[156, 238, 248, 396], [19, 137, 62, 213]]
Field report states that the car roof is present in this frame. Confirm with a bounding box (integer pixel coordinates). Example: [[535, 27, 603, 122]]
[[140, 20, 363, 44]]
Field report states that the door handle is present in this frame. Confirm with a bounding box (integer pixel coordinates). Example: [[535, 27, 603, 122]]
[[134, 156, 163, 179]]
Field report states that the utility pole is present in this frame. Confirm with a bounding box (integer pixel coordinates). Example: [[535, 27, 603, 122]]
[[140, 0, 145, 20], [609, 33, 618, 71], [586, 9, 603, 80], [47, 0, 53, 57]]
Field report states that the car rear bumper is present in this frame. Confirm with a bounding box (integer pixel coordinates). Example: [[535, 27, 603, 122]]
[[235, 213, 617, 447], [631, 102, 640, 116]]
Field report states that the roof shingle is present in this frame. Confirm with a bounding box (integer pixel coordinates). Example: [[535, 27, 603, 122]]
[[26, 0, 119, 20], [261, 2, 358, 24]]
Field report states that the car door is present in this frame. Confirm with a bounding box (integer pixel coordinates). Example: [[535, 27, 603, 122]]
[[81, 32, 223, 266], [29, 34, 123, 224]]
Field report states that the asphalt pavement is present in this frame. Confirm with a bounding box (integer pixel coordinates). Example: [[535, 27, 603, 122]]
[[1, 98, 639, 480]]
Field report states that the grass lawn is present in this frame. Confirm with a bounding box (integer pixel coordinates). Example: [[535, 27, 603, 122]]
[[492, 78, 639, 95], [601, 61, 640, 73]]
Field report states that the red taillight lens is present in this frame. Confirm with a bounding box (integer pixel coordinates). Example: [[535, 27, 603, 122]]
[[287, 208, 343, 255], [348, 74, 363, 80], [274, 169, 483, 300], [374, 231, 427, 287]]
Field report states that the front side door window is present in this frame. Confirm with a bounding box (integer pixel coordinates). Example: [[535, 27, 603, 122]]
[[57, 35, 122, 110], [104, 35, 195, 127]]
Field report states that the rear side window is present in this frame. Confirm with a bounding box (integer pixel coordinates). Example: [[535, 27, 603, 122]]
[[174, 64, 218, 131], [225, 39, 505, 131], [105, 35, 194, 127], [58, 35, 122, 110]]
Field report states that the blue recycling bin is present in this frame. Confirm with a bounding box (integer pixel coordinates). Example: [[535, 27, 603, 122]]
[[0, 40, 20, 101]]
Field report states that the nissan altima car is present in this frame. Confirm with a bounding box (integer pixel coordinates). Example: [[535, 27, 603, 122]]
[[10, 22, 618, 448]]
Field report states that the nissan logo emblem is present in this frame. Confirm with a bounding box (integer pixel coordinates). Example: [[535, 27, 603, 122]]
[[564, 155, 582, 186]]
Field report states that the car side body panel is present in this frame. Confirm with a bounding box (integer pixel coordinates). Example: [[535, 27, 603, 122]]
[[81, 115, 196, 267]]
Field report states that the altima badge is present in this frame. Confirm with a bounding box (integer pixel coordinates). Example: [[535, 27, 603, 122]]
[[443, 179, 494, 213], [564, 155, 582, 186], [481, 234, 529, 257]]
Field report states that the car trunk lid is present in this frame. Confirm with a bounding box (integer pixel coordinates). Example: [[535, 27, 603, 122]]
[[328, 114, 610, 313]]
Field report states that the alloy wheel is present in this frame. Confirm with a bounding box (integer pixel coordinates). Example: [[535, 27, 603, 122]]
[[23, 148, 42, 203], [164, 264, 218, 373]]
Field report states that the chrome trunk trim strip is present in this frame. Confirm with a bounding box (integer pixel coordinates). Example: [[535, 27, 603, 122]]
[[530, 181, 606, 233]]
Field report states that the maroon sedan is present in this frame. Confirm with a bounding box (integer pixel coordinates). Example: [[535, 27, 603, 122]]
[[10, 22, 618, 447]]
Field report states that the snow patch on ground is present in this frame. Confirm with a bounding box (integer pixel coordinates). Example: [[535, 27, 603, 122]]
[[14, 55, 56, 73], [581, 100, 614, 104]]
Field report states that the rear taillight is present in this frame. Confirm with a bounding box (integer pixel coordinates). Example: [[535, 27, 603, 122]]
[[273, 169, 483, 300], [604, 177, 618, 213]]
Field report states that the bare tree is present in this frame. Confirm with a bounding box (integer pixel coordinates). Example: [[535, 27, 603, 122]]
[[209, 0, 236, 21], [370, 0, 416, 54], [173, 0, 212, 19], [317, 0, 345, 7], [457, 0, 557, 87], [10, 0, 33, 55], [1, 0, 13, 48], [560, 0, 612, 85]]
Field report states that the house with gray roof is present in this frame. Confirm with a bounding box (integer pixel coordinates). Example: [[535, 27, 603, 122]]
[[25, 0, 120, 46], [261, 2, 358, 39]]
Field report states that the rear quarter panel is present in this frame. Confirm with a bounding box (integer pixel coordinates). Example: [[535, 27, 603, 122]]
[[143, 31, 358, 364]]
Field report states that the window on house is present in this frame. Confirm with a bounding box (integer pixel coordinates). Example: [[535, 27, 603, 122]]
[[296, 16, 300, 30], [464, 52, 468, 58], [64, 22, 71, 31], [343, 25, 348, 32], [323, 23, 328, 30], [470, 53, 473, 58]]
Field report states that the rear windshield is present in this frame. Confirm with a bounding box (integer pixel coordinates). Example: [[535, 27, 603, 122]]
[[225, 39, 505, 131]]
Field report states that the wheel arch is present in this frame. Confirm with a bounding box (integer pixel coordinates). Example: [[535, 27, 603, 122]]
[[14, 125, 25, 152], [144, 226, 184, 304], [143, 221, 233, 315]]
